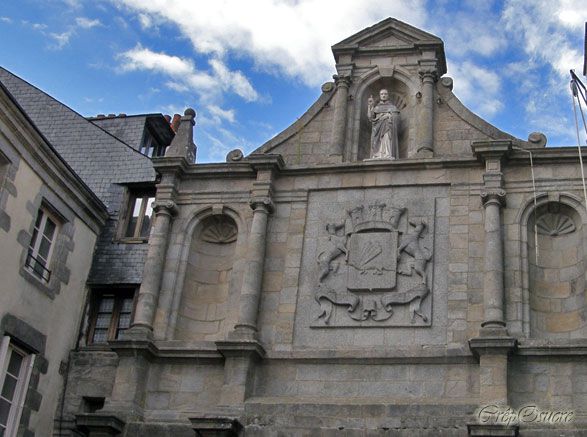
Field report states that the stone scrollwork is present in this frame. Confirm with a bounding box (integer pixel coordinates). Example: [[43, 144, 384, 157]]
[[152, 200, 178, 216], [249, 197, 274, 214], [314, 201, 433, 325], [480, 189, 506, 207]]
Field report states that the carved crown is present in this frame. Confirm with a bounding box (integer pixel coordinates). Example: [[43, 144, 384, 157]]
[[347, 201, 397, 233]]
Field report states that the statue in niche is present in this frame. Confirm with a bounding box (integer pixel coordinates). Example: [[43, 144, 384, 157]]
[[367, 89, 400, 160]]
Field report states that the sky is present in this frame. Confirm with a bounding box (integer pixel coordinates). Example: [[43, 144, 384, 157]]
[[0, 0, 586, 163]]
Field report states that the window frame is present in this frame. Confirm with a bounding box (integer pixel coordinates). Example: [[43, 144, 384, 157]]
[[87, 289, 137, 344], [0, 336, 35, 437], [139, 129, 165, 158], [118, 188, 155, 242], [25, 206, 61, 283]]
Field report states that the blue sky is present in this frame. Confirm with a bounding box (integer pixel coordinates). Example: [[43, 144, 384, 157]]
[[0, 0, 585, 163]]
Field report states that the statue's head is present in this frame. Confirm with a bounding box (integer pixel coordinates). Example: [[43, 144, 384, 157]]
[[379, 89, 389, 102]]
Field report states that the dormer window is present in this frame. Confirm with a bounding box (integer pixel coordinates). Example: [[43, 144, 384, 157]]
[[139, 132, 165, 158], [119, 189, 155, 241]]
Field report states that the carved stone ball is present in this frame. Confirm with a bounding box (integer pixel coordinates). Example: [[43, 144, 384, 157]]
[[184, 108, 196, 118], [321, 82, 335, 93], [528, 132, 547, 148], [440, 77, 453, 90], [226, 149, 244, 162]]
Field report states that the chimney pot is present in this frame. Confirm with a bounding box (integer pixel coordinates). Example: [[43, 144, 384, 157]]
[[171, 114, 181, 133]]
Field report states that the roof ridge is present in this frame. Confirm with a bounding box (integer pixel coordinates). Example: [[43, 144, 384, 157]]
[[0, 66, 153, 162]]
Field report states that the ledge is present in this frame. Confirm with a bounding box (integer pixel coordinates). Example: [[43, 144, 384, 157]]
[[467, 423, 519, 436], [75, 413, 125, 435], [516, 339, 587, 356], [107, 339, 223, 362], [469, 337, 517, 359], [189, 416, 242, 436], [216, 339, 266, 360]]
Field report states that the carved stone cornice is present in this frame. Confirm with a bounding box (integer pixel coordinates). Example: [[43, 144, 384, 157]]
[[471, 140, 512, 173], [481, 189, 506, 207], [152, 200, 178, 216], [249, 197, 274, 214], [333, 74, 352, 89]]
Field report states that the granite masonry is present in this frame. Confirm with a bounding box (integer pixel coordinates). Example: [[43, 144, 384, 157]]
[[3, 17, 587, 437]]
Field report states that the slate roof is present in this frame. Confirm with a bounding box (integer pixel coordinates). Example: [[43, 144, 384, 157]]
[[89, 115, 149, 151], [0, 67, 155, 209]]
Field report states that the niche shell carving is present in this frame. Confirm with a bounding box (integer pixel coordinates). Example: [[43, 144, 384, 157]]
[[315, 201, 432, 325]]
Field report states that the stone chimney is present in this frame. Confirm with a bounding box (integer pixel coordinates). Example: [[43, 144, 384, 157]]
[[165, 108, 196, 162]]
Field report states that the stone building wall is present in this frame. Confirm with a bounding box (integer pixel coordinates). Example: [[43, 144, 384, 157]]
[[57, 18, 587, 437]]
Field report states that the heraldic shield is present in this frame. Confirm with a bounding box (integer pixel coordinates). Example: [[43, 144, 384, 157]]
[[347, 230, 397, 291], [314, 200, 433, 326]]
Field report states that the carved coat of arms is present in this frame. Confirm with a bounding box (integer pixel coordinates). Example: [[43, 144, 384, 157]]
[[315, 201, 432, 325]]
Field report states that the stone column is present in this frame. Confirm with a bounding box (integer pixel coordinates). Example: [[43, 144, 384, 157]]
[[480, 187, 506, 329], [129, 200, 177, 337], [233, 195, 273, 338], [329, 74, 351, 157], [416, 65, 437, 157], [469, 141, 517, 437]]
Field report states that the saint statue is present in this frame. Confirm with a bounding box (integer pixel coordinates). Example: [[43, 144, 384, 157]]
[[367, 89, 400, 160]]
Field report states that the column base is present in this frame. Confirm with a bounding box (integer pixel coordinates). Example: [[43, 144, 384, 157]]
[[415, 147, 434, 158], [467, 423, 519, 436], [121, 324, 154, 341], [229, 324, 258, 341]]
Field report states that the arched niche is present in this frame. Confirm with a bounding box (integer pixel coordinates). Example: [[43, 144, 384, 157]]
[[349, 69, 417, 161], [526, 200, 587, 339], [174, 214, 238, 341]]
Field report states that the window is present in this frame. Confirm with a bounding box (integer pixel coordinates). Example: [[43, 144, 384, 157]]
[[0, 336, 34, 437], [25, 207, 59, 282], [88, 290, 136, 344], [139, 132, 165, 158], [123, 191, 155, 240]]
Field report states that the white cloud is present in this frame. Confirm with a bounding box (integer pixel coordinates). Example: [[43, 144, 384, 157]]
[[502, 0, 583, 78], [119, 46, 195, 76], [207, 105, 236, 124], [117, 0, 428, 87], [556, 0, 587, 29], [50, 30, 74, 49], [448, 60, 504, 118], [138, 13, 152, 29], [75, 17, 102, 29], [1, 16, 12, 24], [429, 5, 507, 58], [117, 45, 259, 102]]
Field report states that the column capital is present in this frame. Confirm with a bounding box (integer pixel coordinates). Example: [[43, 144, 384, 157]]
[[249, 197, 274, 214], [332, 74, 352, 88], [152, 200, 178, 216], [418, 67, 438, 83], [481, 189, 506, 207]]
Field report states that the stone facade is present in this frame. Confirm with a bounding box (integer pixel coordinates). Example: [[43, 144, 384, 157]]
[[0, 77, 107, 436], [4, 17, 587, 437]]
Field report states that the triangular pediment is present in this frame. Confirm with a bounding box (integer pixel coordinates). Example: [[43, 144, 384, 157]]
[[333, 18, 442, 50], [332, 18, 446, 75]]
